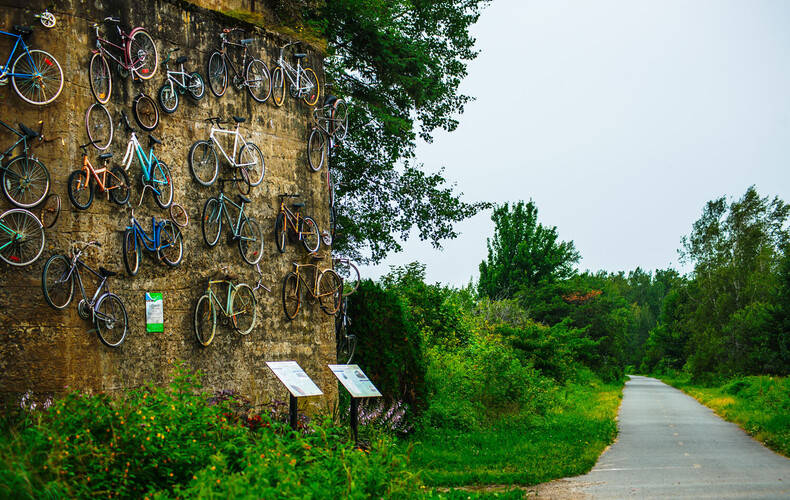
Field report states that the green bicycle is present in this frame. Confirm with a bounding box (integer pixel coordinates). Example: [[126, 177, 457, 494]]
[[193, 267, 257, 346]]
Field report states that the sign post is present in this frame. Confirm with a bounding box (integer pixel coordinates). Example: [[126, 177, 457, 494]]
[[266, 361, 323, 430], [328, 364, 381, 443]]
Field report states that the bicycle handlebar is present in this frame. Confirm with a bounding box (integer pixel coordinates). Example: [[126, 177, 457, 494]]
[[120, 110, 134, 131], [79, 140, 100, 152], [278, 193, 300, 198]]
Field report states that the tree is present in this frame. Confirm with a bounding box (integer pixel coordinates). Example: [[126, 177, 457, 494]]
[[478, 200, 580, 299], [308, 0, 492, 261]]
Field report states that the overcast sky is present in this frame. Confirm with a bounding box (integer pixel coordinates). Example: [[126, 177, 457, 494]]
[[361, 0, 790, 287]]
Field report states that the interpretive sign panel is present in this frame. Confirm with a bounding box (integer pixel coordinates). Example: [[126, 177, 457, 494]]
[[328, 364, 382, 398], [266, 361, 323, 397], [145, 292, 163, 333]]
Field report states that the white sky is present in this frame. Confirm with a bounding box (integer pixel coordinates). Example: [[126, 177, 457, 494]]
[[362, 0, 790, 287]]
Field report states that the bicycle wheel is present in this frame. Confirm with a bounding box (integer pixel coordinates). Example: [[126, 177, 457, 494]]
[[238, 217, 263, 265], [2, 156, 50, 208], [95, 293, 128, 348], [207, 51, 227, 97], [133, 93, 159, 131], [149, 161, 173, 209], [11, 49, 63, 105], [42, 254, 73, 309], [201, 197, 222, 247], [158, 82, 179, 113], [331, 98, 349, 140], [40, 193, 60, 228], [302, 67, 320, 106], [274, 212, 286, 253], [307, 128, 325, 172], [231, 283, 257, 335], [334, 259, 360, 296], [194, 294, 216, 346], [108, 167, 130, 205], [237, 143, 265, 187], [67, 170, 94, 210], [188, 140, 218, 186], [282, 272, 301, 320], [301, 216, 320, 253], [127, 28, 158, 80], [158, 220, 183, 267], [85, 103, 114, 150], [318, 269, 342, 314], [187, 72, 205, 100], [170, 203, 188, 227], [232, 167, 251, 196], [338, 334, 357, 364], [245, 58, 271, 103], [122, 229, 140, 276], [0, 208, 44, 266], [89, 52, 112, 104], [271, 66, 285, 107]]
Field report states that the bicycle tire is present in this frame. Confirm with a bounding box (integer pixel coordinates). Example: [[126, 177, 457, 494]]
[[149, 161, 173, 209], [108, 167, 130, 205], [85, 103, 114, 150], [40, 193, 60, 228], [318, 269, 342, 315], [282, 272, 301, 320], [274, 212, 286, 253], [39, 12, 56, 29], [158, 220, 183, 267], [42, 254, 73, 309], [335, 259, 361, 296], [95, 293, 128, 348], [188, 140, 218, 186], [170, 203, 188, 227], [231, 283, 257, 335], [187, 72, 205, 100], [2, 156, 50, 208], [338, 334, 357, 364], [307, 128, 325, 172], [233, 167, 251, 196], [67, 170, 94, 210], [207, 51, 227, 97], [302, 67, 320, 106], [132, 93, 159, 131], [301, 216, 320, 253], [88, 52, 112, 104], [271, 66, 285, 107], [194, 294, 216, 346], [122, 228, 140, 276], [245, 58, 271, 103], [331, 98, 349, 140], [127, 28, 158, 80], [158, 82, 179, 113], [0, 208, 44, 266], [201, 197, 222, 247], [238, 217, 263, 265], [237, 143, 265, 187], [11, 49, 63, 105]]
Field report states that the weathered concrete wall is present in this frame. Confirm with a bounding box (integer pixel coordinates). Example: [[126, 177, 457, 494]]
[[0, 0, 337, 411]]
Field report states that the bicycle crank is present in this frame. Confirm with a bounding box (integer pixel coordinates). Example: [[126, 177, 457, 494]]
[[78, 299, 91, 320], [233, 76, 244, 90]]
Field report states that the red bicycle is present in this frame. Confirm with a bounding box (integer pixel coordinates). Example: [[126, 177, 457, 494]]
[[88, 17, 158, 104]]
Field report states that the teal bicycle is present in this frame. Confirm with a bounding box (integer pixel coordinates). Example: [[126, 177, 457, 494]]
[[0, 208, 44, 266], [0, 25, 63, 105], [201, 179, 263, 265], [119, 111, 173, 208], [122, 188, 183, 276]]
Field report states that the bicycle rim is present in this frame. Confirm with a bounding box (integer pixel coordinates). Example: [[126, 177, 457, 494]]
[[95, 294, 128, 347]]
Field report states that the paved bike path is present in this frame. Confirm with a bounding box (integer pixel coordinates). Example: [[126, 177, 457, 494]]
[[563, 375, 790, 499]]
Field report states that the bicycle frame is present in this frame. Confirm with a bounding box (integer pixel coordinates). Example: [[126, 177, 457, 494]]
[[276, 43, 305, 90], [58, 254, 110, 311], [217, 36, 252, 81], [279, 201, 310, 240], [128, 215, 170, 253], [93, 21, 143, 74], [80, 154, 116, 192], [0, 219, 20, 253], [0, 30, 35, 79], [292, 262, 324, 301], [207, 123, 250, 168], [121, 132, 165, 183], [0, 119, 31, 167], [204, 279, 239, 319], [211, 191, 250, 237]]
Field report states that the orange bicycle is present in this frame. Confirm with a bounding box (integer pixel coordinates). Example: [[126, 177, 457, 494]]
[[282, 258, 342, 320], [274, 193, 320, 254], [68, 142, 130, 209]]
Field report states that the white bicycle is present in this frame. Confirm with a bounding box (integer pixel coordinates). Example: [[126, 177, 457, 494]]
[[188, 116, 264, 188], [271, 41, 320, 107]]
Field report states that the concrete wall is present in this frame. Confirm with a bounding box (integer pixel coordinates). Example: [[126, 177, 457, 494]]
[[0, 0, 337, 412]]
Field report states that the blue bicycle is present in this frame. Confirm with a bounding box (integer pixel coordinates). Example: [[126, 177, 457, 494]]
[[119, 111, 173, 208], [122, 189, 183, 276], [1, 25, 63, 105]]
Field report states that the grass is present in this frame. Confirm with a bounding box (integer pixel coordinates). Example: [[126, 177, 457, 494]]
[[401, 378, 623, 487], [663, 374, 790, 457]]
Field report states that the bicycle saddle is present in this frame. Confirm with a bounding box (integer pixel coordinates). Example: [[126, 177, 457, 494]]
[[99, 267, 116, 278], [176, 56, 188, 65], [294, 53, 307, 59], [324, 95, 338, 106], [13, 25, 32, 36], [18, 123, 39, 139], [238, 194, 251, 204], [148, 134, 161, 145], [99, 153, 113, 160], [292, 202, 305, 209], [232, 116, 246, 123], [240, 38, 254, 46]]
